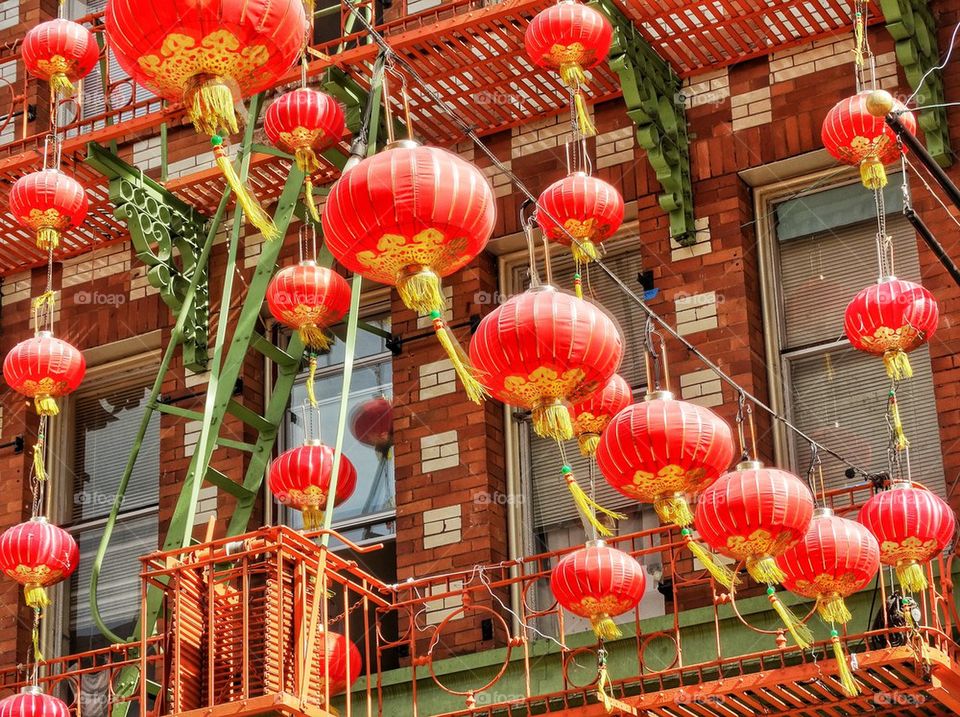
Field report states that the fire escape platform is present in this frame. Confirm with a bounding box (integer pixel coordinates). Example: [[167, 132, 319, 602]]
[[168, 692, 336, 717]]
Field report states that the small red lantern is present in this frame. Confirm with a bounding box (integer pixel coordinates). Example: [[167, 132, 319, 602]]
[[266, 261, 351, 351], [550, 541, 645, 640], [469, 287, 623, 441], [0, 689, 69, 717], [537, 173, 624, 264], [268, 441, 358, 530], [264, 88, 346, 222], [778, 508, 880, 625], [822, 90, 916, 189], [350, 396, 393, 455], [844, 277, 938, 380], [595, 392, 735, 527], [569, 372, 631, 456], [22, 19, 100, 97], [858, 481, 955, 593], [524, 1, 612, 134], [0, 517, 79, 608], [696, 461, 815, 585], [312, 631, 363, 696], [3, 332, 86, 416], [9, 169, 89, 251]]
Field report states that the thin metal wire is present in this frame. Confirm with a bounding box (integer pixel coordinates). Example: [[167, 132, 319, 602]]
[[905, 19, 960, 107]]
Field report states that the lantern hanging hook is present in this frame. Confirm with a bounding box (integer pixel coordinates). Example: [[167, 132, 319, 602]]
[[735, 391, 749, 461], [643, 317, 669, 392], [521, 199, 542, 288]]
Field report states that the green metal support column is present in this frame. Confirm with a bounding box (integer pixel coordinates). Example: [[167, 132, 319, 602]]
[[880, 0, 952, 166], [594, 0, 696, 246]]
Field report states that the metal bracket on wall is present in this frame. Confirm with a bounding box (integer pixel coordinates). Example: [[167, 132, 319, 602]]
[[594, 0, 696, 246], [880, 0, 952, 166], [85, 142, 212, 371]]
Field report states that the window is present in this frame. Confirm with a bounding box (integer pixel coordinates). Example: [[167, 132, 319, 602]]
[[763, 176, 946, 494], [50, 356, 161, 654]]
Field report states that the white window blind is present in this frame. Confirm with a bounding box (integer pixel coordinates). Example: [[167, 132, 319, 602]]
[[776, 208, 946, 495]]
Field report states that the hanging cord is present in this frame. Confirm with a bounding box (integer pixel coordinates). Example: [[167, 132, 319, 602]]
[[338, 1, 873, 483], [557, 440, 625, 539], [905, 19, 960, 107], [735, 392, 749, 462]]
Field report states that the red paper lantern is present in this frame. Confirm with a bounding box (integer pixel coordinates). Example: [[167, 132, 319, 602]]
[[858, 481, 955, 593], [3, 332, 86, 416], [595, 392, 735, 527], [9, 169, 88, 251], [537, 173, 624, 264], [844, 277, 938, 380], [264, 88, 346, 222], [778, 508, 880, 625], [268, 442, 358, 530], [822, 90, 916, 189], [350, 396, 393, 454], [569, 372, 631, 456], [313, 631, 363, 696], [550, 541, 645, 639], [0, 689, 69, 717], [266, 261, 351, 351], [695, 461, 815, 585], [22, 19, 100, 97], [0, 517, 79, 608], [469, 286, 623, 441]]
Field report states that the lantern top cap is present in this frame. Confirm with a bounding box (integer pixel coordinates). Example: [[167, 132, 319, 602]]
[[299, 259, 318, 267], [29, 515, 49, 524], [585, 539, 607, 549], [645, 390, 674, 401], [890, 480, 914, 490], [813, 506, 834, 518], [35, 330, 53, 339], [21, 686, 44, 696], [385, 139, 420, 151], [737, 460, 764, 471], [878, 275, 898, 283], [303, 439, 324, 447]]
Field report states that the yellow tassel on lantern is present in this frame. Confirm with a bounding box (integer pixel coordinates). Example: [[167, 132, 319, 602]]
[[818, 594, 852, 625], [33, 442, 46, 483], [831, 631, 860, 697], [571, 239, 598, 264], [654, 494, 695, 527], [187, 75, 239, 136], [304, 177, 321, 223], [34, 395, 59, 416], [573, 91, 597, 137], [860, 158, 888, 190], [295, 148, 323, 224], [36, 227, 60, 251], [306, 354, 318, 408], [888, 389, 909, 452], [561, 465, 626, 538], [896, 560, 929, 593], [767, 587, 813, 649], [532, 399, 574, 441], [398, 266, 447, 315], [50, 73, 75, 98], [747, 555, 787, 585], [884, 349, 913, 381], [211, 137, 280, 241], [577, 433, 600, 457], [301, 507, 324, 531], [24, 584, 50, 609], [431, 311, 488, 404], [590, 614, 622, 641], [682, 529, 739, 589], [298, 324, 333, 352], [573, 272, 584, 300]]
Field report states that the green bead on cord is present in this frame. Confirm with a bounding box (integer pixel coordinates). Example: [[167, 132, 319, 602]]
[[767, 586, 775, 596], [830, 628, 839, 638], [680, 528, 692, 537], [430, 310, 441, 320], [560, 465, 572, 475], [211, 134, 224, 147]]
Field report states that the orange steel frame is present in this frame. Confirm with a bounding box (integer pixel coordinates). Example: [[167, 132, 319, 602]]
[[0, 0, 880, 276], [3, 482, 959, 717]]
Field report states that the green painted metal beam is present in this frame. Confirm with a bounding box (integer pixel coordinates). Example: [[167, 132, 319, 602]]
[[594, 0, 696, 246], [880, 0, 952, 166]]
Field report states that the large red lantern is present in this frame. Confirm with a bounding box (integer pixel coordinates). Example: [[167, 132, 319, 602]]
[[696, 461, 815, 585], [3, 332, 86, 416], [22, 19, 100, 97], [524, 1, 612, 134], [844, 277, 938, 380], [569, 372, 631, 456], [550, 541, 645, 639], [313, 631, 363, 696], [858, 481, 955, 593], [469, 287, 623, 441], [822, 89, 916, 189], [350, 396, 393, 455], [264, 88, 346, 222], [268, 442, 357, 530], [105, 0, 309, 240], [0, 689, 70, 717], [596, 392, 735, 527], [537, 173, 624, 264], [778, 508, 880, 625], [0, 517, 79, 608], [9, 169, 89, 251], [266, 261, 351, 351]]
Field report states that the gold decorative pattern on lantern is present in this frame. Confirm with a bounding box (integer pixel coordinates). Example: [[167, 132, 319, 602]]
[[726, 529, 795, 559], [286, 485, 329, 511], [620, 464, 708, 501], [19, 377, 69, 397], [880, 536, 938, 562], [543, 42, 596, 70], [22, 209, 69, 231], [9, 564, 61, 586], [859, 325, 922, 353], [573, 410, 609, 436], [792, 572, 864, 598], [277, 304, 334, 329], [356, 229, 470, 286], [33, 54, 73, 79], [502, 366, 588, 406], [561, 217, 599, 240], [138, 30, 269, 97], [279, 126, 330, 151], [572, 594, 634, 618]]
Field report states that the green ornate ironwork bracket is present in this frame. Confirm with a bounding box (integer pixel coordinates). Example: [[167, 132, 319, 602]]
[[594, 0, 695, 245], [880, 0, 952, 166], [85, 142, 211, 370]]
